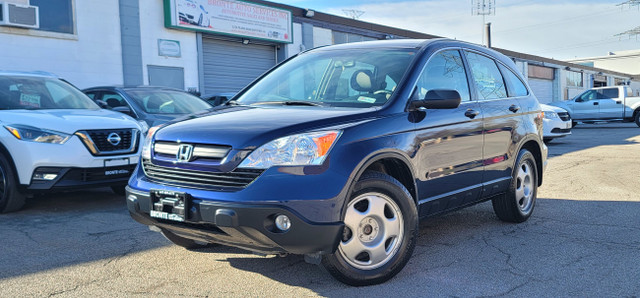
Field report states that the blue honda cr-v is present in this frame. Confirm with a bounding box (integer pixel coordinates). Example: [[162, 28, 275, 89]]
[[126, 39, 547, 286]]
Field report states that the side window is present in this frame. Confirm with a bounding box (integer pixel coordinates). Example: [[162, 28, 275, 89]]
[[598, 88, 619, 99], [415, 50, 471, 102], [465, 51, 508, 100], [498, 64, 528, 97], [578, 90, 598, 102], [101, 92, 127, 108], [85, 92, 98, 100]]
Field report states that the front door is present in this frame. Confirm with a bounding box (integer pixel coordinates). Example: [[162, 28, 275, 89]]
[[413, 49, 484, 217], [571, 90, 601, 119]]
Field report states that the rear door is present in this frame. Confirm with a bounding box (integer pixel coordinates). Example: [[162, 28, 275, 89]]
[[596, 87, 623, 119], [413, 49, 485, 216], [464, 50, 522, 195]]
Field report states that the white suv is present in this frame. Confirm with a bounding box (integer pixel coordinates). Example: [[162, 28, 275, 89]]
[[0, 72, 143, 212]]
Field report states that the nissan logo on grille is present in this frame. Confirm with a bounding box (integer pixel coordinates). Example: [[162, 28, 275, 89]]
[[107, 132, 121, 146], [176, 144, 194, 162]]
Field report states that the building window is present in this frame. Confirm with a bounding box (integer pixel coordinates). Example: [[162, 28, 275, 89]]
[[30, 0, 74, 34], [615, 78, 627, 86], [565, 71, 583, 87], [332, 31, 376, 45]]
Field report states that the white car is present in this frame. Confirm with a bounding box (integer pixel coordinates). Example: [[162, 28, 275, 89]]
[[177, 0, 210, 28], [541, 103, 572, 143], [0, 72, 143, 213]]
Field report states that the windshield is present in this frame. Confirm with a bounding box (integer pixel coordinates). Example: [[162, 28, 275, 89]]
[[235, 48, 417, 108], [0, 76, 99, 110], [126, 89, 212, 114]]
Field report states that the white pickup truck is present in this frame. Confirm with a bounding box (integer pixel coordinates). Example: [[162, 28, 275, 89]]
[[549, 86, 640, 127]]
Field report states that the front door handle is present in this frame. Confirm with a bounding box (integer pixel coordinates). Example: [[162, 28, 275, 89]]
[[509, 105, 520, 113], [593, 102, 599, 105], [465, 109, 480, 119], [616, 100, 622, 104]]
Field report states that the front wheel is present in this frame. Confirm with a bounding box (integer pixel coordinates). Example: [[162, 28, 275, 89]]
[[322, 172, 418, 286], [492, 149, 538, 223], [634, 111, 640, 128], [0, 154, 26, 213]]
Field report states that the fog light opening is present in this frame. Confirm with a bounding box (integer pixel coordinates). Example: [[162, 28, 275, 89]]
[[274, 214, 291, 231], [32, 173, 58, 181]]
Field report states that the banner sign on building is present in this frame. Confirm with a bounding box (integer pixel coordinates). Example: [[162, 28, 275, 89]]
[[165, 0, 292, 43]]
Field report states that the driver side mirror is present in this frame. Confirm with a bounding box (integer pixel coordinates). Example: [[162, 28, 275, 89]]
[[575, 98, 584, 103], [112, 106, 136, 118], [410, 89, 462, 110], [95, 100, 110, 109]]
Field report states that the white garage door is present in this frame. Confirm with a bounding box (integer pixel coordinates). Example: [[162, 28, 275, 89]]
[[202, 37, 276, 95], [528, 78, 553, 104]]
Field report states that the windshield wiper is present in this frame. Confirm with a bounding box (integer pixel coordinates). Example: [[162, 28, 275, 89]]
[[251, 101, 323, 107]]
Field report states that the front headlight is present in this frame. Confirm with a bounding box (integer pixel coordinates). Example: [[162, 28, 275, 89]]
[[544, 111, 559, 119], [4, 125, 71, 144], [141, 125, 162, 160], [239, 130, 342, 169]]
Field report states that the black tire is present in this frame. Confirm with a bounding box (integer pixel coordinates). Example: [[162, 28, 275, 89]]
[[322, 171, 418, 286], [111, 185, 126, 196], [0, 153, 26, 213], [634, 112, 640, 128], [572, 121, 578, 128], [160, 228, 215, 249], [492, 149, 538, 223]]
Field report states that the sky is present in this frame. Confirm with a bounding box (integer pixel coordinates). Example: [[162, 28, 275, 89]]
[[274, 0, 640, 61]]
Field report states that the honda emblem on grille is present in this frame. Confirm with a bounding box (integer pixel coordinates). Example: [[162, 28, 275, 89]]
[[107, 132, 121, 146], [176, 144, 194, 162]]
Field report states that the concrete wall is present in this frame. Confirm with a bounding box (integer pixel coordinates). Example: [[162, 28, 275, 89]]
[[0, 1, 123, 88], [138, 0, 199, 91]]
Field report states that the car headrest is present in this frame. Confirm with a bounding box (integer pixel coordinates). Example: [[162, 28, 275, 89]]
[[350, 70, 375, 92]]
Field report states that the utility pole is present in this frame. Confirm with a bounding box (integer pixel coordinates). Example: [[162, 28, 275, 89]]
[[616, 1, 640, 39], [342, 9, 365, 20], [472, 0, 495, 46]]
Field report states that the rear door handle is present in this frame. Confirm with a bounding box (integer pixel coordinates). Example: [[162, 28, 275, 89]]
[[508, 105, 520, 113], [593, 102, 599, 105], [465, 109, 480, 119]]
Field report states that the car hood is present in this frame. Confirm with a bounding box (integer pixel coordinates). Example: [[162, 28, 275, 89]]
[[0, 109, 141, 134], [154, 105, 378, 149], [546, 101, 571, 113], [540, 103, 568, 113]]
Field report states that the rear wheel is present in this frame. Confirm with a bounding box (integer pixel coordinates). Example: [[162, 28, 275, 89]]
[[160, 228, 215, 250], [322, 172, 417, 286], [0, 154, 26, 213], [111, 185, 126, 196], [492, 149, 538, 223]]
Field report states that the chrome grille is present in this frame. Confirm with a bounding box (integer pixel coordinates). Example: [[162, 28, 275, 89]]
[[557, 112, 571, 121], [75, 129, 139, 156], [142, 160, 263, 189], [154, 141, 230, 160]]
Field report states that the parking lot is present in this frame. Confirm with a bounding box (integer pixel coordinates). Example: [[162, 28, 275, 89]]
[[1, 123, 639, 297]]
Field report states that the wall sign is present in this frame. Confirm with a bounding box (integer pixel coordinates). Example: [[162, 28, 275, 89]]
[[158, 39, 181, 57], [164, 0, 292, 44]]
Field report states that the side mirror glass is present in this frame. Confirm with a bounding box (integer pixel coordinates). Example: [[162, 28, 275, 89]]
[[575, 98, 584, 103], [410, 89, 462, 110]]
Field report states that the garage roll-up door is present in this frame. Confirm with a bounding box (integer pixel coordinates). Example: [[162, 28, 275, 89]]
[[528, 78, 553, 104], [202, 37, 276, 95]]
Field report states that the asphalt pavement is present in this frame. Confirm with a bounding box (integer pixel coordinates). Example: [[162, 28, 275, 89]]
[[1, 123, 639, 297]]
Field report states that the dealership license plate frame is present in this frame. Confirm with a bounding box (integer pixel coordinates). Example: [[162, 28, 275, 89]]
[[149, 189, 189, 222]]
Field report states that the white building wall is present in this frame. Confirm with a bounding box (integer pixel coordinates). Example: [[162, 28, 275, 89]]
[[138, 1, 199, 91], [286, 23, 303, 57], [0, 1, 123, 88], [313, 27, 332, 47]]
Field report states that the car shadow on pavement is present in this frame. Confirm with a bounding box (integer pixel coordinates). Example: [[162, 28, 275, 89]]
[[0, 187, 169, 280], [219, 198, 640, 296]]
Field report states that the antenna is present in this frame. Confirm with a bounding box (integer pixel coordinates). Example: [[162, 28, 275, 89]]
[[617, 0, 640, 9], [342, 9, 365, 20], [616, 1, 640, 39], [471, 0, 495, 46]]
